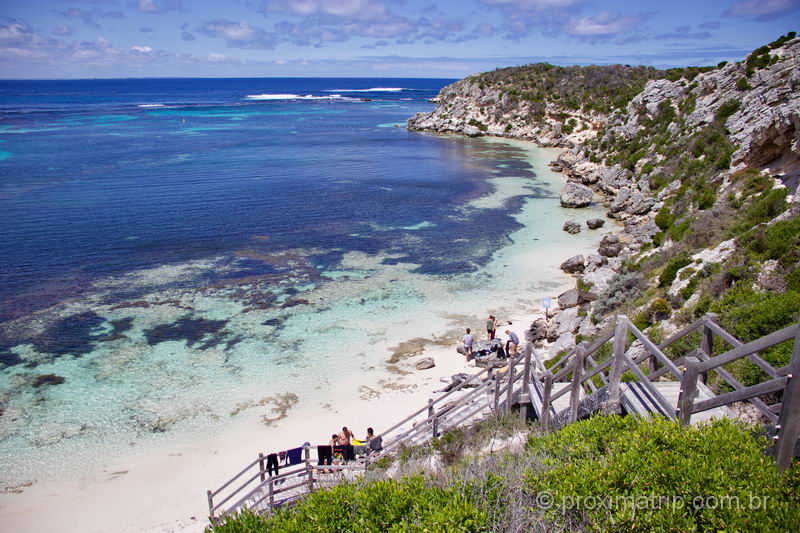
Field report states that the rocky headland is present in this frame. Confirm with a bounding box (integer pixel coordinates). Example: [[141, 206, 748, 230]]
[[410, 33, 800, 384]]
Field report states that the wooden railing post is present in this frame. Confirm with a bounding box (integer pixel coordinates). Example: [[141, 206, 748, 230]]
[[493, 373, 500, 413], [700, 314, 717, 384], [268, 478, 275, 509], [569, 343, 587, 424], [432, 415, 439, 438], [604, 316, 629, 415], [427, 398, 434, 419], [521, 343, 532, 420], [506, 357, 516, 412], [304, 445, 315, 493], [541, 372, 554, 427], [774, 327, 800, 471], [207, 490, 215, 522], [258, 452, 266, 482], [677, 356, 701, 425]]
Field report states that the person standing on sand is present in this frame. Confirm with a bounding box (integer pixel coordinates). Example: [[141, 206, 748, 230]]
[[505, 329, 519, 357], [486, 314, 497, 340], [463, 328, 474, 360]]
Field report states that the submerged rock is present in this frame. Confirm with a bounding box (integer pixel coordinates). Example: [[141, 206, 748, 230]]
[[562, 220, 581, 234], [32, 374, 66, 388], [586, 218, 605, 229]]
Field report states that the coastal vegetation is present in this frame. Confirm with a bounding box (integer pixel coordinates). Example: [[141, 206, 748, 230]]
[[211, 415, 800, 532]]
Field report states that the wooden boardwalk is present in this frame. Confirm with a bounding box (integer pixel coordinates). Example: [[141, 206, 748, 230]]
[[207, 313, 800, 523]]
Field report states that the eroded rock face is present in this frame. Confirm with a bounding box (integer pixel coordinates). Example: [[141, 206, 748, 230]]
[[525, 318, 548, 343], [560, 254, 585, 273], [560, 182, 594, 207], [563, 219, 581, 234]]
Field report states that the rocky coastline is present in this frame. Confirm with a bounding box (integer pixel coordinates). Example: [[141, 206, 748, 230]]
[[408, 35, 800, 365]]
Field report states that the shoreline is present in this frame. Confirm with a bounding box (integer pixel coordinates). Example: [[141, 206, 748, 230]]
[[0, 137, 611, 533]]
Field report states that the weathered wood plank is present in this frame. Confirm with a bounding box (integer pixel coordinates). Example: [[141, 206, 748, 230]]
[[693, 377, 788, 413], [704, 319, 780, 378], [678, 357, 701, 425], [775, 329, 800, 471], [628, 322, 683, 379], [605, 316, 629, 415], [697, 323, 797, 373]]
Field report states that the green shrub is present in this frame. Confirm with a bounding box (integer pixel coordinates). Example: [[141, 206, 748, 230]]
[[736, 77, 752, 90], [659, 254, 692, 287], [649, 298, 671, 321], [654, 205, 673, 230], [525, 417, 800, 533], [745, 216, 800, 264], [467, 118, 488, 132], [212, 476, 488, 532], [715, 99, 740, 123]]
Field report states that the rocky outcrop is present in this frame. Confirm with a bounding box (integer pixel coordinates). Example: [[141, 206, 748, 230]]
[[560, 254, 585, 273], [560, 182, 594, 207], [586, 218, 605, 229], [598, 234, 623, 257], [557, 289, 597, 309], [563, 220, 581, 234]]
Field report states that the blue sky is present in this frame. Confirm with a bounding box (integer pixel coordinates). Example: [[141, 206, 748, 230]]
[[0, 0, 797, 78]]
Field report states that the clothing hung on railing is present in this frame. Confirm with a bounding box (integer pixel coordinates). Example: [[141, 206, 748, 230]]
[[266, 453, 279, 476], [317, 445, 333, 466], [286, 447, 303, 465]]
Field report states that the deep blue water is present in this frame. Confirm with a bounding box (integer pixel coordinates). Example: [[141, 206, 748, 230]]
[[0, 78, 534, 324]]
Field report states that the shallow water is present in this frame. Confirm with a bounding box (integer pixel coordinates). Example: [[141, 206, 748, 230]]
[[0, 79, 606, 485]]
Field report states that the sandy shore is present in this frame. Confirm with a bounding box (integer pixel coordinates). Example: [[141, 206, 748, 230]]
[[0, 138, 610, 532]]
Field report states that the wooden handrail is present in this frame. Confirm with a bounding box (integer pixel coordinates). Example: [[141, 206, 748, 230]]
[[693, 377, 789, 414], [627, 321, 683, 380], [703, 319, 780, 378], [697, 324, 798, 373], [622, 353, 677, 418]]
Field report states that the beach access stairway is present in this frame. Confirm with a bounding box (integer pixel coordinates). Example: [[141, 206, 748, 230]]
[[207, 313, 800, 524]]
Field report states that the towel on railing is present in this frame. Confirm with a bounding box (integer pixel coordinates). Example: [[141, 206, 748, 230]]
[[317, 445, 333, 466], [266, 453, 279, 476], [286, 446, 303, 465]]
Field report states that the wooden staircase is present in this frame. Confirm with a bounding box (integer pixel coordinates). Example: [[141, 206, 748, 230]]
[[206, 313, 800, 523]]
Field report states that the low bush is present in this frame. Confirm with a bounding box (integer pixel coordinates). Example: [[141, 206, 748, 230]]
[[525, 416, 800, 532], [659, 254, 691, 287], [211, 476, 487, 533]]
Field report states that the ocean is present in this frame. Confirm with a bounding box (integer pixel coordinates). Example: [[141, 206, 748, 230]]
[[0, 78, 604, 484]]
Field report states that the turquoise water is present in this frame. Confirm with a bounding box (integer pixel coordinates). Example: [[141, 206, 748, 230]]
[[0, 79, 605, 484]]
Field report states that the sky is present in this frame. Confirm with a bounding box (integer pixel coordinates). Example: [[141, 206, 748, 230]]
[[0, 0, 798, 79]]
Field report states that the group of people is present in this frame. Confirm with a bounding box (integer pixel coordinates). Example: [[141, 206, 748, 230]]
[[318, 426, 383, 466], [461, 314, 519, 361]]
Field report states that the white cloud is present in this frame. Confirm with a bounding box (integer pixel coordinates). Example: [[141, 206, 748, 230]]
[[568, 11, 639, 36], [263, 0, 389, 21], [479, 0, 581, 9], [207, 53, 227, 61], [131, 45, 153, 52], [724, 0, 799, 18], [198, 20, 277, 49]]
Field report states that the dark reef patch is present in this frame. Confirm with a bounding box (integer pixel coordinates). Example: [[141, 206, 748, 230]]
[[143, 316, 228, 347], [32, 311, 105, 357], [0, 349, 23, 368], [32, 373, 66, 388]]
